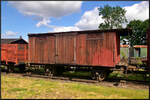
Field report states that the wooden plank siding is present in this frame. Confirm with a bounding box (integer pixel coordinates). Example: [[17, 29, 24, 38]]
[[28, 29, 133, 67], [28, 31, 121, 68], [86, 32, 114, 67], [29, 35, 55, 64], [1, 44, 28, 65], [55, 33, 76, 64], [17, 44, 28, 63], [76, 34, 87, 65]]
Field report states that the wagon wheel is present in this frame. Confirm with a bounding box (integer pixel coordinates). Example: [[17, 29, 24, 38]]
[[96, 71, 107, 82]]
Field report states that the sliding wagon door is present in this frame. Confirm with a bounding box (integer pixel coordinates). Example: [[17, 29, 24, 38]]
[[55, 33, 76, 64], [86, 32, 115, 67], [34, 35, 55, 64], [35, 36, 45, 64]]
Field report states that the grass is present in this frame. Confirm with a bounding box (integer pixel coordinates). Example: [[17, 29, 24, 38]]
[[108, 71, 149, 82], [63, 71, 149, 82], [63, 71, 91, 77], [2, 64, 148, 82], [2, 74, 149, 99]]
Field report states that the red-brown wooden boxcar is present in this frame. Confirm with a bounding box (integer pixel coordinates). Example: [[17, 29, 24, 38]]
[[1, 38, 28, 66], [28, 29, 131, 81]]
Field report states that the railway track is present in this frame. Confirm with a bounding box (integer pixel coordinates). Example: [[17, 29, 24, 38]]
[[2, 72, 149, 88], [23, 74, 99, 83]]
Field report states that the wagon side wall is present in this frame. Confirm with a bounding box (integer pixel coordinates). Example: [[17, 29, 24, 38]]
[[17, 44, 28, 64], [28, 31, 119, 68], [1, 44, 18, 64], [82, 32, 117, 67], [1, 43, 28, 65], [1, 44, 8, 63], [55, 33, 76, 64], [28, 35, 55, 64], [76, 34, 87, 65]]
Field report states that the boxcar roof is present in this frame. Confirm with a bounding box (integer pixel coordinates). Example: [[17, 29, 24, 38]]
[[28, 28, 132, 37], [1, 38, 28, 44]]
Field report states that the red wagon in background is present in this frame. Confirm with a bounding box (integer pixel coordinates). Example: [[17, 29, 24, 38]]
[[28, 29, 132, 81], [1, 37, 28, 72]]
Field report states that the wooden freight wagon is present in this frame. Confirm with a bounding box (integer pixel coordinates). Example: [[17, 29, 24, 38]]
[[1, 37, 28, 72], [28, 29, 132, 81]]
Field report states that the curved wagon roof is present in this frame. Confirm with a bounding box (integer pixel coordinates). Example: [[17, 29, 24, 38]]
[[28, 28, 132, 37]]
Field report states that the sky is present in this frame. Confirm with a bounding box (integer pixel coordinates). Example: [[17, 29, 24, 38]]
[[1, 1, 149, 41]]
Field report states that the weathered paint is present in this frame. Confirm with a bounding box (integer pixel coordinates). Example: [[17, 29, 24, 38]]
[[28, 35, 55, 64], [55, 33, 76, 64], [76, 34, 87, 65], [28, 29, 131, 68], [1, 44, 28, 65], [85, 32, 115, 67]]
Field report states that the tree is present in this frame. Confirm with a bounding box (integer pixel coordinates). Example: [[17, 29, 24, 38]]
[[123, 19, 149, 46], [98, 5, 127, 29]]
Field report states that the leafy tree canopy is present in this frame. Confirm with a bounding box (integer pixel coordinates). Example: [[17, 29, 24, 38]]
[[98, 5, 127, 29], [123, 19, 149, 46]]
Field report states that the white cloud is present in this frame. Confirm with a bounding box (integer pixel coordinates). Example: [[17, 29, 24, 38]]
[[8, 1, 149, 32], [51, 7, 103, 32], [75, 7, 104, 30], [52, 26, 79, 32], [5, 31, 18, 36], [51, 1, 149, 32], [9, 1, 82, 27], [75, 1, 149, 30], [124, 1, 149, 22], [36, 18, 51, 27], [2, 31, 18, 38], [9, 1, 82, 18]]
